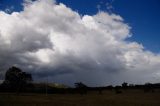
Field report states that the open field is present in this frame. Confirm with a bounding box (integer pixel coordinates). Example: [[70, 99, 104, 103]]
[[1, 89, 160, 106]]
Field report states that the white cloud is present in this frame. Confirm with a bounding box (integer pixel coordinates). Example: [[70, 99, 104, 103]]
[[0, 0, 160, 86]]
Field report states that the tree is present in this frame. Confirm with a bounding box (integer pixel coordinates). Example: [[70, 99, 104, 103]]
[[75, 82, 87, 88], [122, 82, 128, 88], [143, 83, 154, 93], [115, 86, 122, 94], [2, 66, 33, 92], [74, 82, 88, 95]]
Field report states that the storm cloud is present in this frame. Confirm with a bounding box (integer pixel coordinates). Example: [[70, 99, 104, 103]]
[[0, 0, 160, 86]]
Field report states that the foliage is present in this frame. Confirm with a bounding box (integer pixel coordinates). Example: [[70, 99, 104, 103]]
[[1, 66, 33, 92]]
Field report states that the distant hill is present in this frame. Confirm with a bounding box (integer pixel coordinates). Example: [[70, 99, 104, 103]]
[[48, 83, 69, 88], [33, 82, 69, 89], [0, 80, 3, 84]]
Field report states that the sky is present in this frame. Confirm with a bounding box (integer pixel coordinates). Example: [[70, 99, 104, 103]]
[[0, 0, 160, 53], [0, 0, 160, 86]]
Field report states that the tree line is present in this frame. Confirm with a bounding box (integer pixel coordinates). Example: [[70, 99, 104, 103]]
[[0, 66, 160, 94]]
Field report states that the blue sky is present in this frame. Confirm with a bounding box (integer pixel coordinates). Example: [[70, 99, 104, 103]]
[[0, 0, 160, 53]]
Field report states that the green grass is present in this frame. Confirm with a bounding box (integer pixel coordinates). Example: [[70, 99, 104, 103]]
[[1, 89, 160, 106]]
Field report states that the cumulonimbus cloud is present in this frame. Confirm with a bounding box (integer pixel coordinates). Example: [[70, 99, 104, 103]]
[[0, 0, 160, 86]]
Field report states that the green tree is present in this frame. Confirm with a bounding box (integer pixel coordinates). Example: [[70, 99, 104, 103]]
[[3, 66, 32, 92]]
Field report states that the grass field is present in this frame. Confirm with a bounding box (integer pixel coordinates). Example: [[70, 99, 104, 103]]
[[1, 89, 160, 106]]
